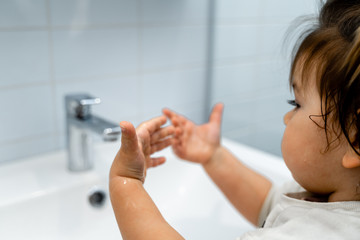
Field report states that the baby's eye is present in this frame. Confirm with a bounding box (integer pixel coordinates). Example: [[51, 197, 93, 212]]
[[287, 99, 300, 109]]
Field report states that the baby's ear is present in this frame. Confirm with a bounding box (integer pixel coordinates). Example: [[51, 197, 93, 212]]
[[342, 146, 360, 169], [342, 111, 360, 169]]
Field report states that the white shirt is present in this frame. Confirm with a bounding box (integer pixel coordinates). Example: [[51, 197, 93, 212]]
[[238, 182, 360, 240]]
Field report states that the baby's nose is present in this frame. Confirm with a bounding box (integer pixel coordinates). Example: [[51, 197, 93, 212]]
[[283, 111, 292, 125]]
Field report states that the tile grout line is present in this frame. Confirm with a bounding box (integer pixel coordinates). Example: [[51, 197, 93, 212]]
[[0, 22, 209, 32], [137, 0, 144, 116], [0, 63, 210, 92], [0, 18, 295, 32], [45, 0, 60, 149], [204, 0, 216, 119], [0, 133, 58, 147]]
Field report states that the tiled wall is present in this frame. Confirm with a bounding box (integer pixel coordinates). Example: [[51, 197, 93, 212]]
[[0, 0, 210, 163], [211, 0, 318, 156], [0, 0, 319, 163]]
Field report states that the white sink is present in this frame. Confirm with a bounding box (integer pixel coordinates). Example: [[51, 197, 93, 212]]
[[0, 138, 291, 240]]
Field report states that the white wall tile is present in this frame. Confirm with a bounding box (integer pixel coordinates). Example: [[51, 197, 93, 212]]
[[188, 104, 206, 125], [220, 91, 291, 156], [235, 117, 285, 156], [0, 0, 47, 28], [258, 24, 288, 57], [220, 97, 258, 131], [254, 61, 290, 90], [223, 117, 285, 157], [261, 0, 318, 18], [216, 0, 261, 20], [141, 68, 206, 116], [0, 85, 55, 143], [52, 28, 138, 81], [142, 100, 205, 126], [214, 25, 258, 61], [0, 0, 211, 163], [50, 0, 138, 26], [212, 63, 256, 99], [0, 31, 50, 87], [0, 136, 57, 163], [211, 0, 317, 156], [173, 101, 205, 125], [252, 94, 287, 123], [227, 90, 289, 124], [142, 26, 207, 70], [141, 0, 208, 25], [222, 126, 254, 145]]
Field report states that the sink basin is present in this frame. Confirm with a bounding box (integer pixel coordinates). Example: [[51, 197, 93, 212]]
[[0, 138, 291, 239]]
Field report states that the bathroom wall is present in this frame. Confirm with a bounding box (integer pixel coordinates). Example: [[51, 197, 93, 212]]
[[0, 0, 320, 163], [0, 0, 210, 163], [211, 0, 318, 156]]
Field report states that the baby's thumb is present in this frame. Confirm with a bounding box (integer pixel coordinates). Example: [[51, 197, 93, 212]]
[[119, 121, 139, 154], [209, 103, 224, 126]]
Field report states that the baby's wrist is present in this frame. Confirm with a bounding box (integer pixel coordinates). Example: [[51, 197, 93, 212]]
[[109, 175, 144, 195], [109, 163, 145, 184], [202, 145, 223, 168]]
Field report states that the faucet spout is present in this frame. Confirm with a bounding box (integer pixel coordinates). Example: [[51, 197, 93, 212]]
[[70, 115, 121, 141], [65, 93, 121, 171]]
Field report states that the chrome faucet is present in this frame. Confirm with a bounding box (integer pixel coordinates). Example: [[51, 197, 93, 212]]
[[65, 93, 121, 171]]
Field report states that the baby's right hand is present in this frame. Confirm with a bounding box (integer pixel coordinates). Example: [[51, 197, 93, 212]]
[[163, 103, 224, 165]]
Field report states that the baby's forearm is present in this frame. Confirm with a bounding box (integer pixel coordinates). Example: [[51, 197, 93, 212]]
[[202, 146, 272, 226], [109, 176, 184, 240]]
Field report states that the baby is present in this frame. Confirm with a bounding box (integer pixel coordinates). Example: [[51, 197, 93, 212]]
[[109, 0, 360, 239]]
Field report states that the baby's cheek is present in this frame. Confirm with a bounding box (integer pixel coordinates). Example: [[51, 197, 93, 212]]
[[281, 127, 304, 168], [281, 128, 295, 160]]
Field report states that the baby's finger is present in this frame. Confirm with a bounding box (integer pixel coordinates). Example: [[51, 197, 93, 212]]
[[151, 125, 174, 143], [163, 109, 178, 124], [171, 137, 181, 147], [172, 115, 187, 128], [174, 127, 182, 137], [147, 157, 166, 168], [138, 115, 167, 134], [119, 121, 138, 154], [163, 108, 186, 127], [178, 115, 187, 125], [172, 145, 186, 159], [162, 108, 173, 119], [150, 138, 172, 154], [171, 117, 180, 127], [209, 103, 224, 127]]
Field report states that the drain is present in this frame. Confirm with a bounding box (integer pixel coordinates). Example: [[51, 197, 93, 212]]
[[88, 187, 107, 208]]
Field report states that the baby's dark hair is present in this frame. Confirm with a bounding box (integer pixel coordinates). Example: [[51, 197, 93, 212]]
[[290, 0, 360, 155]]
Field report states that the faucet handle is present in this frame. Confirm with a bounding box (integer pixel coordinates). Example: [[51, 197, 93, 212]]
[[77, 96, 101, 106], [65, 93, 101, 119]]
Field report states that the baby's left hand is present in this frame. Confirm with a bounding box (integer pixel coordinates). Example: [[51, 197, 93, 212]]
[[110, 116, 174, 183]]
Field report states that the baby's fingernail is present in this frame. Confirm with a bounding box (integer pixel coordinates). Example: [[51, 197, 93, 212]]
[[119, 123, 126, 132]]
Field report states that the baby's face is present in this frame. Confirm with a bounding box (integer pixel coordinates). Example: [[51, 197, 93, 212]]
[[281, 73, 348, 195]]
